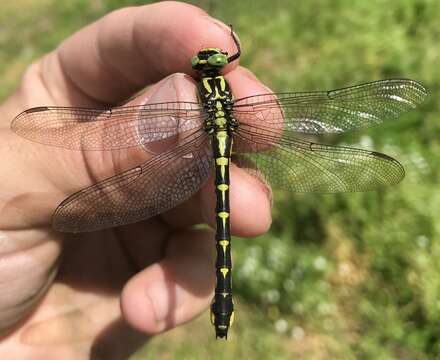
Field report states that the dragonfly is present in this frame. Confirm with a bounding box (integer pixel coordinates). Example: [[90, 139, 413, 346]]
[[11, 29, 427, 339]]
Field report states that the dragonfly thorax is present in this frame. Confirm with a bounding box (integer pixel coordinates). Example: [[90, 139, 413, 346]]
[[199, 74, 237, 135]]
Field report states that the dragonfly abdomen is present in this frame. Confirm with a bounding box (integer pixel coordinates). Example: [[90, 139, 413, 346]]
[[211, 129, 234, 339], [199, 72, 236, 338]]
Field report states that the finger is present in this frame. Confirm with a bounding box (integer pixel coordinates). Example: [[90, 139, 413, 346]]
[[121, 228, 215, 335], [41, 2, 240, 106], [160, 66, 274, 237], [113, 218, 171, 270], [162, 164, 272, 238]]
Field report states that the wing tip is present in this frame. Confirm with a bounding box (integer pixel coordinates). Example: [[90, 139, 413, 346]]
[[11, 106, 51, 133], [24, 106, 51, 114], [370, 150, 406, 184], [404, 78, 428, 98]]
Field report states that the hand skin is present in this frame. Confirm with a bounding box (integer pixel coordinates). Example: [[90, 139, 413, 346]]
[[0, 2, 272, 359]]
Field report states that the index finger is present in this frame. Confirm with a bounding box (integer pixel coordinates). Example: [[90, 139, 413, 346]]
[[50, 2, 240, 105]]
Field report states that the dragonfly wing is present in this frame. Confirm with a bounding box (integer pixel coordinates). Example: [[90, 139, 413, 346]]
[[234, 126, 404, 193], [53, 131, 212, 232], [232, 79, 427, 134], [11, 102, 206, 150]]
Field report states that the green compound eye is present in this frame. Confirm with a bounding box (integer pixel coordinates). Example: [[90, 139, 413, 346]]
[[207, 54, 228, 66], [191, 55, 200, 68]]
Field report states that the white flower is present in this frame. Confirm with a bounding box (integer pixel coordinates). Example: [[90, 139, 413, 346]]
[[291, 326, 305, 340], [263, 289, 280, 304], [274, 319, 289, 334], [313, 256, 327, 271], [416, 235, 429, 248], [283, 279, 296, 291], [240, 258, 258, 278], [292, 302, 304, 314], [318, 302, 335, 315]]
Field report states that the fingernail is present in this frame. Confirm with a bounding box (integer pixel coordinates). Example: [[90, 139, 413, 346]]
[[135, 74, 196, 153], [145, 75, 178, 104], [139, 73, 196, 105]]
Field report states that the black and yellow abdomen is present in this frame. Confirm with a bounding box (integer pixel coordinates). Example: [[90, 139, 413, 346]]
[[211, 129, 234, 338], [198, 73, 237, 338]]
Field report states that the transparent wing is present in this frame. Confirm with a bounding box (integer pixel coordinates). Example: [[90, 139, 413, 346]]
[[233, 126, 404, 193], [232, 79, 427, 133], [53, 131, 211, 232], [11, 102, 206, 150]]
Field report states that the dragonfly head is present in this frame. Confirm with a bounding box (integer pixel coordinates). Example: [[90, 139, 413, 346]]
[[191, 48, 228, 71], [191, 25, 241, 73]]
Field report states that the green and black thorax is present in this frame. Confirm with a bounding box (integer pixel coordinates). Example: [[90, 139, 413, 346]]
[[191, 48, 238, 135]]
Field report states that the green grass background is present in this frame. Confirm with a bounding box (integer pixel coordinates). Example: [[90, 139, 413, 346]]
[[1, 0, 439, 359]]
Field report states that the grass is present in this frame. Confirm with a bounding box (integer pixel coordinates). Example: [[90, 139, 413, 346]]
[[1, 0, 439, 358]]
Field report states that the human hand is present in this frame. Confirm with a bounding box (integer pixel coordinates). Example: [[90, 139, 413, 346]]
[[0, 2, 272, 358]]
